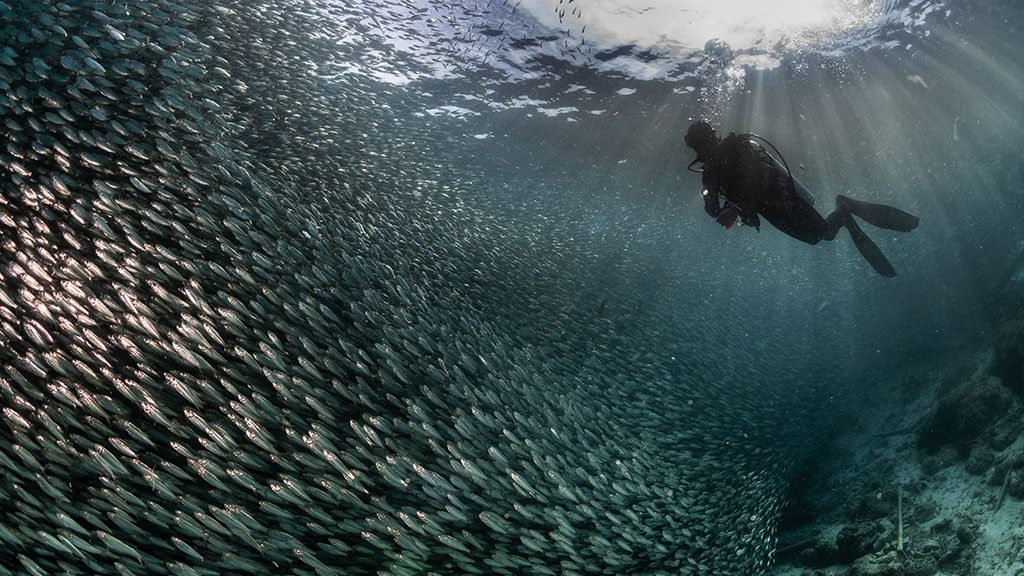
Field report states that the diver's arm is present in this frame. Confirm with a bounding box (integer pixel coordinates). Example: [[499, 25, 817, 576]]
[[706, 186, 744, 229], [741, 212, 761, 231], [702, 186, 722, 218]]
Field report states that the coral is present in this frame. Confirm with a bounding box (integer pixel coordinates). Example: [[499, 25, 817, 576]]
[[795, 539, 842, 568], [854, 488, 896, 520], [917, 374, 1013, 454], [924, 516, 977, 570], [920, 446, 958, 476], [836, 522, 884, 563], [845, 550, 937, 576], [965, 445, 996, 475], [1003, 469, 1024, 500], [992, 313, 1024, 394], [987, 403, 1024, 450], [909, 499, 937, 523]]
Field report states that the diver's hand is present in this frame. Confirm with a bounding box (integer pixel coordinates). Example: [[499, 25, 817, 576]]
[[716, 207, 740, 229]]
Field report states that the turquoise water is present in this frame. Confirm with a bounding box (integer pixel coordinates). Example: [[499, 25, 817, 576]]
[[1, 0, 1022, 574]]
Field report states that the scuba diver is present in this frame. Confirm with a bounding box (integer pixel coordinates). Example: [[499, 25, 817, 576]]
[[684, 120, 919, 277]]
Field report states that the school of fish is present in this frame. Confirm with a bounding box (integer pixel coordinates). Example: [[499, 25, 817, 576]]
[[0, 0, 825, 574]]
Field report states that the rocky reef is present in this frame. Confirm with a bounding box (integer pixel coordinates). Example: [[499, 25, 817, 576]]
[[770, 337, 1024, 576]]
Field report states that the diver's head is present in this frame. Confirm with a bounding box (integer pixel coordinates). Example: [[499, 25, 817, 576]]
[[684, 120, 717, 160]]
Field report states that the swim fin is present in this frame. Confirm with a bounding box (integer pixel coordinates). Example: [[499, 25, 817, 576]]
[[837, 195, 919, 232], [846, 215, 897, 277]]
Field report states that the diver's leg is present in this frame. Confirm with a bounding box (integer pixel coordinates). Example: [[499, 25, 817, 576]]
[[821, 204, 849, 241], [844, 214, 897, 277], [785, 195, 900, 276], [836, 194, 919, 232], [760, 189, 833, 245], [824, 197, 897, 276]]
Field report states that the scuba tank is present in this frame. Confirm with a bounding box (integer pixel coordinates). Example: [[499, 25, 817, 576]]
[[748, 133, 816, 206]]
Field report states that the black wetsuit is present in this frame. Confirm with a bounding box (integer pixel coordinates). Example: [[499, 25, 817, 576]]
[[701, 133, 845, 245]]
